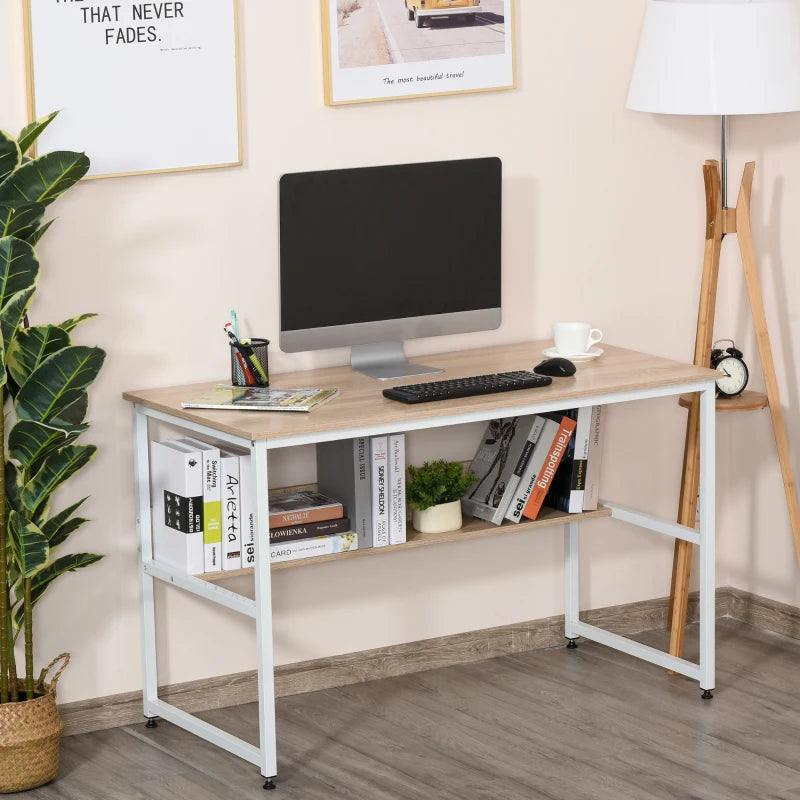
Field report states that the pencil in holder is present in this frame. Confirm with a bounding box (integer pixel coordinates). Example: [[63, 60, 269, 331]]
[[230, 338, 270, 387]]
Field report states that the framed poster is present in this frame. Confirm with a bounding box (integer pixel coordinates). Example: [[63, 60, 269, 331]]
[[321, 0, 515, 105], [24, 0, 242, 178]]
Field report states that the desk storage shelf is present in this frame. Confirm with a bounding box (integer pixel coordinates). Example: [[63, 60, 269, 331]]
[[123, 341, 719, 789]]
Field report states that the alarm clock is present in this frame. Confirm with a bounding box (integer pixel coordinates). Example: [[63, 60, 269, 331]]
[[710, 339, 749, 398]]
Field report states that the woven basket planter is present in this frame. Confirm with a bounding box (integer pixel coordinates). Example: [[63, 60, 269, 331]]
[[0, 654, 68, 794]]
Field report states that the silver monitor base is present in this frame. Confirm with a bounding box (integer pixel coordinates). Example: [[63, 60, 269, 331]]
[[350, 342, 444, 381]]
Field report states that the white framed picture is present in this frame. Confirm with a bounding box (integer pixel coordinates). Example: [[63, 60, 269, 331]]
[[24, 0, 242, 178], [321, 0, 515, 105]]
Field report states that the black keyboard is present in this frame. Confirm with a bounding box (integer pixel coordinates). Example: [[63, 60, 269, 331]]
[[382, 370, 552, 404]]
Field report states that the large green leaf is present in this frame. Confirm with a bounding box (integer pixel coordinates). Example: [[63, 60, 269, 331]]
[[48, 392, 90, 432], [0, 236, 40, 305], [0, 287, 36, 363], [0, 130, 21, 184], [15, 345, 105, 424], [0, 150, 89, 207], [0, 202, 45, 240], [7, 510, 49, 578], [9, 420, 77, 472], [5, 460, 24, 516], [17, 111, 58, 157], [21, 443, 96, 513], [41, 498, 88, 548], [59, 313, 97, 333], [7, 324, 71, 390], [13, 552, 103, 630], [27, 218, 53, 247]]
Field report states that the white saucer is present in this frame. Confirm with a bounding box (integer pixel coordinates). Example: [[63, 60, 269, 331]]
[[542, 346, 603, 363]]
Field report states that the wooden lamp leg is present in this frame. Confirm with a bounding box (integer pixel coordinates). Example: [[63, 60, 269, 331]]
[[668, 161, 723, 656], [736, 163, 800, 564]]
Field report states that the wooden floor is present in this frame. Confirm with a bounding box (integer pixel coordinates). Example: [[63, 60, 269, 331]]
[[9, 619, 800, 800]]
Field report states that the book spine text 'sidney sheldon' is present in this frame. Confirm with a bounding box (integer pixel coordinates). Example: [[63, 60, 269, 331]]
[[371, 436, 390, 547]]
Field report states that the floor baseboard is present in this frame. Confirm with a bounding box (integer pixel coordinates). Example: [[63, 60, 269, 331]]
[[58, 584, 791, 737]]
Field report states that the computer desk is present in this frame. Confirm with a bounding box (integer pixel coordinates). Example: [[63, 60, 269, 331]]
[[123, 340, 718, 789]]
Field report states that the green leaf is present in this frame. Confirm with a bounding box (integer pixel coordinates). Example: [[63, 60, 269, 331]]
[[27, 218, 53, 247], [0, 287, 36, 363], [41, 498, 89, 548], [59, 313, 97, 333], [15, 345, 105, 424], [0, 236, 40, 305], [7, 510, 49, 578], [5, 460, 24, 516], [21, 444, 96, 513], [0, 130, 21, 184], [48, 392, 90, 431], [7, 324, 71, 390], [9, 420, 77, 471], [13, 552, 103, 629], [0, 202, 45, 240], [0, 150, 89, 207], [17, 111, 59, 157]]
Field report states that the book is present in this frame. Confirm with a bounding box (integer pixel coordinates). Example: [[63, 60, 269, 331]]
[[316, 437, 373, 551], [150, 440, 205, 575], [370, 436, 390, 547], [268, 490, 343, 528], [219, 446, 243, 570], [174, 438, 223, 573], [582, 405, 604, 511], [270, 532, 358, 564], [181, 385, 340, 412], [240, 454, 255, 569], [543, 409, 583, 514], [269, 517, 352, 544], [522, 415, 577, 521], [504, 417, 562, 523], [462, 416, 542, 525], [388, 433, 407, 545]]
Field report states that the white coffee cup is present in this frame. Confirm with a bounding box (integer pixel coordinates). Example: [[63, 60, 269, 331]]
[[553, 322, 603, 356]]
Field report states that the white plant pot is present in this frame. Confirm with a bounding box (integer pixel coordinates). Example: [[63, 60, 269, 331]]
[[412, 500, 463, 534]]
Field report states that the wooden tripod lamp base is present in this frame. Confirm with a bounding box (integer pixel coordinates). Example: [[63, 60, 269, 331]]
[[668, 160, 800, 660]]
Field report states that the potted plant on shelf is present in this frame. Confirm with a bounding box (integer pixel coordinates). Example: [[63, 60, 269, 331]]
[[407, 459, 475, 534], [0, 112, 105, 793]]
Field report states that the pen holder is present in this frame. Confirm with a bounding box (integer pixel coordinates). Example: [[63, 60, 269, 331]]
[[230, 338, 270, 387]]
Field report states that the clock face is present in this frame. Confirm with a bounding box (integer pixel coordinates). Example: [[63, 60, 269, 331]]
[[715, 356, 748, 397]]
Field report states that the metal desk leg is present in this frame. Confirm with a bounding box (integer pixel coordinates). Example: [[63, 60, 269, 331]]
[[252, 439, 278, 785], [133, 406, 159, 724], [564, 520, 580, 647], [699, 385, 716, 698]]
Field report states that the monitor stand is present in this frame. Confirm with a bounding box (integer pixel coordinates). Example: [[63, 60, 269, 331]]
[[350, 342, 444, 381]]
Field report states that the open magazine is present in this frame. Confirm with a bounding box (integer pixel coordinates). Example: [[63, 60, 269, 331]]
[[181, 385, 340, 412]]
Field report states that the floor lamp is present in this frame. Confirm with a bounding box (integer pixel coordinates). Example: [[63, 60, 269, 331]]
[[626, 0, 800, 660]]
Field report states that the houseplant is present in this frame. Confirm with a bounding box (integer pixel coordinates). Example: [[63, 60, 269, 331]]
[[0, 112, 105, 792], [407, 459, 475, 534]]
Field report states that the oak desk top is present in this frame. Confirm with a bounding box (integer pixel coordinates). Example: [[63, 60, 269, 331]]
[[122, 341, 717, 443]]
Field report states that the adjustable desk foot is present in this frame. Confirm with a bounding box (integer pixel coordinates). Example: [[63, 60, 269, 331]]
[[701, 689, 714, 701], [263, 778, 277, 791], [566, 638, 578, 649], [145, 717, 158, 729]]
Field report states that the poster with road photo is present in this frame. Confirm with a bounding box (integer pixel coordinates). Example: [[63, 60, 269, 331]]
[[321, 0, 515, 104]]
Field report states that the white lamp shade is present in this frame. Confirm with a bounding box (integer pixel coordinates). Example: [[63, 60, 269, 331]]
[[627, 0, 800, 115]]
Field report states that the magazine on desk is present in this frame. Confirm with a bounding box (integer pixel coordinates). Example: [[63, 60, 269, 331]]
[[181, 385, 340, 412]]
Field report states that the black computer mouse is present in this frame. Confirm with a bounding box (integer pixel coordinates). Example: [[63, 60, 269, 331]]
[[533, 357, 577, 377]]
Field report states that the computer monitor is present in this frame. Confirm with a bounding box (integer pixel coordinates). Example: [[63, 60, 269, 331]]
[[279, 157, 502, 379]]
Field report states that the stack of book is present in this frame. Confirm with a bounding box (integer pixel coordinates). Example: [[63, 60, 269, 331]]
[[461, 407, 604, 526], [150, 438, 362, 574], [316, 433, 407, 552]]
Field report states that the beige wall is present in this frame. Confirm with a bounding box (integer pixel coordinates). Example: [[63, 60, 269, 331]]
[[2, 0, 798, 705]]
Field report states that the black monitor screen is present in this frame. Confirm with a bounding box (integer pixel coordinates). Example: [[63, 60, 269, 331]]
[[279, 157, 501, 333]]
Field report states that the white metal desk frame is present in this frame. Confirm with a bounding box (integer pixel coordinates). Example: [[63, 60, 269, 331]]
[[132, 377, 716, 787]]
